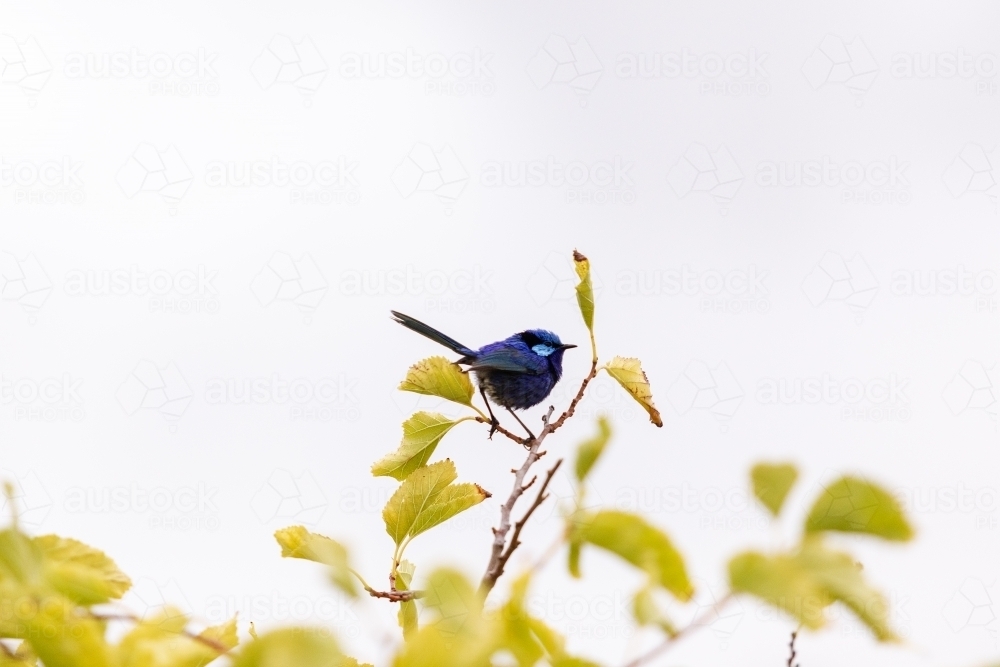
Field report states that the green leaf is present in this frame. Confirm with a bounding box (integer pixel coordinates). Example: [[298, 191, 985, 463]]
[[9, 590, 114, 667], [574, 417, 612, 483], [35, 535, 132, 605], [573, 250, 595, 333], [399, 356, 474, 407], [495, 574, 544, 666], [420, 568, 483, 638], [805, 476, 913, 541], [797, 539, 897, 641], [602, 357, 663, 427], [750, 462, 798, 517], [574, 510, 692, 600], [729, 541, 901, 642], [232, 628, 341, 667], [274, 526, 358, 597], [632, 586, 677, 635], [728, 551, 828, 630], [396, 560, 418, 640], [383, 460, 490, 547], [0, 528, 43, 584], [0, 642, 37, 667], [372, 413, 465, 481]]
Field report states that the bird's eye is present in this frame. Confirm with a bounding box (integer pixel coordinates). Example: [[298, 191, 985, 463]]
[[532, 344, 555, 357]]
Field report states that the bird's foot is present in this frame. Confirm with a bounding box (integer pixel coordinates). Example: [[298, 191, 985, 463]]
[[488, 417, 500, 440]]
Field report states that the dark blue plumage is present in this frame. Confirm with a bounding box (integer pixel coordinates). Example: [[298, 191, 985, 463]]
[[390, 311, 576, 437]]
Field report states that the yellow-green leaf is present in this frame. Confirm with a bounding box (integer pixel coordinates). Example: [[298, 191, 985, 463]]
[[35, 535, 131, 605], [115, 609, 236, 667], [575, 510, 692, 600], [750, 462, 798, 517], [797, 539, 897, 641], [574, 417, 612, 483], [728, 551, 828, 630], [0, 642, 36, 667], [602, 356, 663, 427], [632, 586, 677, 635], [805, 476, 913, 541], [399, 356, 474, 407], [730, 541, 900, 642], [232, 628, 341, 667], [420, 568, 483, 638], [12, 591, 114, 667], [573, 250, 595, 333], [495, 574, 544, 666], [396, 560, 418, 640], [383, 460, 489, 547], [274, 526, 358, 597], [372, 413, 465, 480], [0, 528, 43, 584]]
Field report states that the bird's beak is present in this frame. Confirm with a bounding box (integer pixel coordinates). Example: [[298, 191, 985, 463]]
[[559, 343, 578, 350]]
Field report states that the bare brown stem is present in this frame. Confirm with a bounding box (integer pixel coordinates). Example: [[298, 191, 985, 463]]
[[786, 630, 799, 667], [474, 416, 528, 446], [621, 593, 733, 667], [90, 612, 230, 654], [492, 459, 563, 583], [479, 358, 599, 596], [363, 586, 424, 603]]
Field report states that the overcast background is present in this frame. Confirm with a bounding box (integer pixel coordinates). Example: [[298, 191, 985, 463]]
[[1, 1, 998, 665]]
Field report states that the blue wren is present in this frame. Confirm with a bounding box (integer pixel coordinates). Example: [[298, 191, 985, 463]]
[[390, 310, 576, 439]]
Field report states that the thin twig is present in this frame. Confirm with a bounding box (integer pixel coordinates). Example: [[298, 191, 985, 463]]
[[546, 359, 599, 434], [0, 641, 17, 659], [91, 612, 230, 654], [621, 593, 734, 667], [363, 586, 424, 603], [478, 357, 600, 596], [474, 416, 528, 446], [493, 459, 563, 582], [786, 630, 799, 667]]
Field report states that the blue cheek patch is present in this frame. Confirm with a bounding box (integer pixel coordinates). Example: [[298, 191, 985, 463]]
[[532, 344, 556, 357]]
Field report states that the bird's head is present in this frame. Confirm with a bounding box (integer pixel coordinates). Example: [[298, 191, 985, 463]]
[[519, 329, 577, 367]]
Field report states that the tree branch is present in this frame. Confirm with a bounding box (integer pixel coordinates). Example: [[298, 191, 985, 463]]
[[545, 359, 599, 435], [621, 593, 733, 667], [362, 586, 424, 603], [492, 458, 563, 582], [90, 612, 231, 654], [786, 630, 800, 667], [474, 416, 528, 446], [479, 358, 600, 596]]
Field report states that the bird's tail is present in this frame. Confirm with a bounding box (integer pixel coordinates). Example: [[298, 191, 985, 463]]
[[390, 311, 477, 357]]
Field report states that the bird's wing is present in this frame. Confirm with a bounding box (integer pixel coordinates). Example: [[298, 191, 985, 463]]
[[467, 347, 545, 375]]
